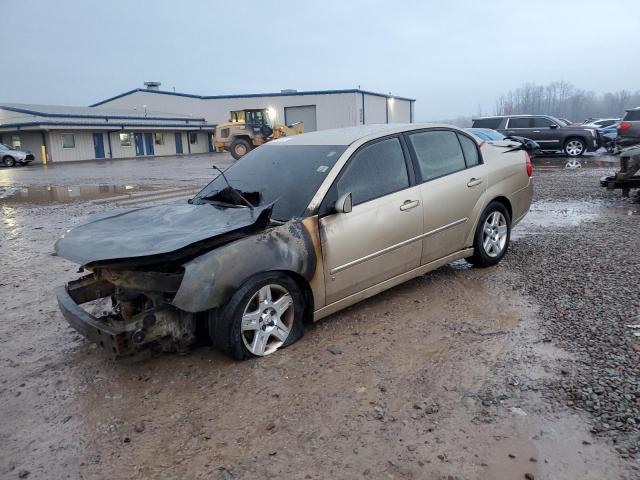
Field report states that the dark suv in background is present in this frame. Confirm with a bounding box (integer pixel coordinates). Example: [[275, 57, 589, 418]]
[[472, 115, 600, 156], [618, 107, 640, 144]]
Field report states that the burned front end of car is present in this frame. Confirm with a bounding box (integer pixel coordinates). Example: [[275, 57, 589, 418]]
[[53, 197, 321, 358], [56, 265, 195, 356]]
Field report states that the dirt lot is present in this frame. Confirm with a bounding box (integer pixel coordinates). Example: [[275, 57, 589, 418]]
[[1, 153, 639, 479]]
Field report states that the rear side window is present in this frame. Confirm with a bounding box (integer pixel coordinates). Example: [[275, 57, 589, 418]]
[[336, 137, 409, 206], [532, 117, 554, 128], [408, 130, 466, 181], [472, 118, 502, 129], [508, 117, 532, 128], [624, 110, 640, 121], [457, 134, 480, 167]]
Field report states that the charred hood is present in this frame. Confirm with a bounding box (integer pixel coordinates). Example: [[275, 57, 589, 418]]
[[55, 202, 273, 267]]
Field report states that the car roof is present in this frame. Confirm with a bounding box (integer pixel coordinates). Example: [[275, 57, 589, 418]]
[[264, 123, 456, 146]]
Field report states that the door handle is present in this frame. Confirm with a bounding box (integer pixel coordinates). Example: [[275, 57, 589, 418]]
[[400, 199, 420, 211], [467, 178, 483, 187], [533, 130, 541, 133]]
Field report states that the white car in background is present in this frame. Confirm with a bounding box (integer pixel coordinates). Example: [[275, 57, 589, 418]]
[[582, 118, 620, 129], [0, 143, 34, 167]]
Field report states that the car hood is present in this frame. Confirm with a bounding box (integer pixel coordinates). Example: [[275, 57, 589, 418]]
[[55, 201, 273, 266]]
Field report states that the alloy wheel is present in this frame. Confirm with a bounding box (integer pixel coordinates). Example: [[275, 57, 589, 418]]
[[240, 284, 294, 356], [482, 211, 508, 258], [565, 140, 584, 156]]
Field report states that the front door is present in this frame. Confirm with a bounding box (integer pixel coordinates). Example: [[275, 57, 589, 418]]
[[92, 133, 105, 159], [527, 116, 562, 150], [134, 133, 144, 156], [144, 133, 154, 155], [319, 136, 423, 305], [175, 132, 183, 154], [404, 129, 487, 264]]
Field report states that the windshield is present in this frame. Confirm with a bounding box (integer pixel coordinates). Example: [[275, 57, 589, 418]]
[[0, 143, 12, 151], [550, 116, 567, 126], [246, 110, 270, 126], [192, 144, 347, 221]]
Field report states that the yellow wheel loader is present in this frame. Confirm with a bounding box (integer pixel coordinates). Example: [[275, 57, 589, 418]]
[[213, 108, 304, 160]]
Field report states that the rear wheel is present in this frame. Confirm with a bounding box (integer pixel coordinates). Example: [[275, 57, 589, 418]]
[[229, 138, 251, 160], [209, 272, 305, 360], [3, 156, 16, 167], [564, 138, 585, 157], [467, 201, 511, 268]]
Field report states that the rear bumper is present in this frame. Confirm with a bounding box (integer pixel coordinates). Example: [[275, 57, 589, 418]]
[[55, 281, 130, 355]]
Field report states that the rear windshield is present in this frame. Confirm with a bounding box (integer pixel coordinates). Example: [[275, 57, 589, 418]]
[[624, 110, 640, 121], [193, 144, 346, 221], [472, 118, 502, 129]]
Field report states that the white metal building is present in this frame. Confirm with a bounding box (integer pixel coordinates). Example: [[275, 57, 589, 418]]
[[91, 85, 416, 132], [0, 104, 215, 163]]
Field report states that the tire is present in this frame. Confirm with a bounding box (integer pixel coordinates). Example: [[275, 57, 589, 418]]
[[208, 272, 305, 360], [229, 138, 252, 160], [3, 156, 16, 167], [467, 201, 511, 268], [564, 138, 586, 157]]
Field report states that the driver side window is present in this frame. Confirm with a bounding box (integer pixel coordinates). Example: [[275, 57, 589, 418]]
[[336, 137, 409, 206]]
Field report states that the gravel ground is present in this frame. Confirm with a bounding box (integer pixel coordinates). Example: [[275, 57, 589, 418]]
[[507, 160, 640, 457]]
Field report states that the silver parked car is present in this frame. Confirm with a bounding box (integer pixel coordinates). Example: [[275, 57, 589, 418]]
[[0, 143, 34, 167], [55, 124, 533, 360]]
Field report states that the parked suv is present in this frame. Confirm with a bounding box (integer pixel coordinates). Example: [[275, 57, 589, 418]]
[[472, 115, 600, 156], [0, 143, 35, 166], [618, 107, 640, 144]]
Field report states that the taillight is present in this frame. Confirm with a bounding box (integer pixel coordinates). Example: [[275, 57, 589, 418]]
[[525, 151, 532, 177], [619, 122, 632, 131]]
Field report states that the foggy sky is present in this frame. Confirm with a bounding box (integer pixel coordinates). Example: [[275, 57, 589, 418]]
[[2, 0, 638, 120]]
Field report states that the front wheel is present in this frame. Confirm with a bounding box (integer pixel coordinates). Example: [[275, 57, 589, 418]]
[[564, 138, 586, 157], [209, 272, 305, 360], [229, 138, 251, 160], [3, 156, 16, 167], [467, 201, 511, 268]]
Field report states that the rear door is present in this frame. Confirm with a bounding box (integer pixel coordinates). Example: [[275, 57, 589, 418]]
[[319, 136, 423, 304], [504, 117, 536, 139], [405, 129, 487, 264]]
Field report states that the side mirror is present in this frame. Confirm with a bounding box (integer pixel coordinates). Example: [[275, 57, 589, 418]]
[[550, 124, 558, 129], [335, 192, 353, 214]]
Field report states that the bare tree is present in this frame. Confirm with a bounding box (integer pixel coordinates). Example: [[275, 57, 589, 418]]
[[493, 81, 638, 121]]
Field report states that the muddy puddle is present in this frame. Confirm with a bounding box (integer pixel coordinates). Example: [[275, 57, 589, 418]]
[[533, 155, 619, 170], [514, 200, 640, 238], [0, 184, 145, 204]]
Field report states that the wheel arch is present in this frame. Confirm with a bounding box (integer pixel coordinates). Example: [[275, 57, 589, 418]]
[[564, 136, 587, 152], [465, 194, 513, 247], [490, 195, 513, 220]]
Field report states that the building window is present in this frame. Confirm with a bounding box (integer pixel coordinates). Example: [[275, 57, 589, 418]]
[[189, 132, 198, 144], [11, 135, 21, 148], [119, 133, 132, 146], [62, 134, 75, 149], [154, 133, 164, 145]]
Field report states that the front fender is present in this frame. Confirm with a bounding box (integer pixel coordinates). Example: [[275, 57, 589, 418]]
[[172, 218, 318, 313]]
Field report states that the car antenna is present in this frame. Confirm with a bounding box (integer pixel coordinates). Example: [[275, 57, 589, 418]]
[[212, 164, 254, 209]]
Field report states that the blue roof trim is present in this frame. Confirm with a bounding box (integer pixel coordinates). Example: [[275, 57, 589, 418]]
[[0, 121, 215, 130], [0, 105, 206, 122], [91, 88, 416, 106]]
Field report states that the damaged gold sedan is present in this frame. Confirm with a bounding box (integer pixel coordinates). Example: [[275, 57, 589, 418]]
[[55, 124, 533, 360]]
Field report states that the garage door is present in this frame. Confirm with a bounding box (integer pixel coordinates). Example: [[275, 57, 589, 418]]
[[285, 105, 317, 132]]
